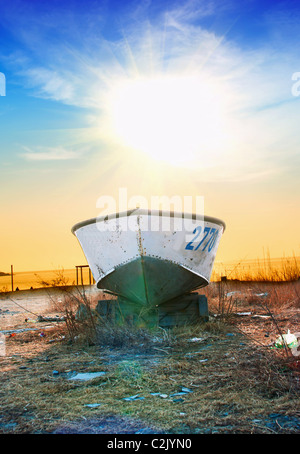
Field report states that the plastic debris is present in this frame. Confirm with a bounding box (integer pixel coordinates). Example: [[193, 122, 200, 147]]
[[123, 394, 145, 401], [169, 388, 193, 398], [181, 387, 193, 393], [52, 370, 59, 375], [227, 291, 241, 297], [170, 392, 187, 397], [275, 330, 298, 349], [84, 403, 101, 408], [68, 371, 106, 381], [188, 337, 204, 342]]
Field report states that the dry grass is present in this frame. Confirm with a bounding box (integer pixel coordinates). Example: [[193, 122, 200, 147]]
[[1, 330, 299, 434], [213, 253, 300, 283], [1, 280, 300, 434]]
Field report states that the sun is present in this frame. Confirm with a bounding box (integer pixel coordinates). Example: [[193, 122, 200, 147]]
[[106, 74, 230, 168]]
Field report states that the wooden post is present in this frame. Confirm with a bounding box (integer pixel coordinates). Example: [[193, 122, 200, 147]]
[[76, 266, 78, 285], [80, 266, 83, 286], [11, 265, 14, 292], [89, 268, 91, 285]]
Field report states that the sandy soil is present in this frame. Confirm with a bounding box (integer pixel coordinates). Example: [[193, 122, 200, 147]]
[[0, 286, 102, 332]]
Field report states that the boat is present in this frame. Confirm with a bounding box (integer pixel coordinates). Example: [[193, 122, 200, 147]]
[[72, 208, 225, 310]]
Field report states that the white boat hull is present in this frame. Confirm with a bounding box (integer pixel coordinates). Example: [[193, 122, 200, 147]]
[[72, 209, 225, 306]]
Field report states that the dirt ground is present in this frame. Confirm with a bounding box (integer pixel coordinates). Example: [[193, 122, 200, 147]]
[[1, 282, 300, 435]]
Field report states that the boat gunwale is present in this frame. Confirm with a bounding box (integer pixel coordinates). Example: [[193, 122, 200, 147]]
[[71, 208, 226, 234]]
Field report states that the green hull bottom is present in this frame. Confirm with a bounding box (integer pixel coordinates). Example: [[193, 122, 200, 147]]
[[97, 256, 208, 307]]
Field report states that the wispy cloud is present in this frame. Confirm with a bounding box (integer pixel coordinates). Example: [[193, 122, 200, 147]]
[[24, 68, 76, 103], [20, 146, 82, 161], [3, 2, 293, 111]]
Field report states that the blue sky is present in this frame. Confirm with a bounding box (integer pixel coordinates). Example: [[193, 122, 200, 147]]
[[1, 0, 298, 170], [0, 0, 300, 270]]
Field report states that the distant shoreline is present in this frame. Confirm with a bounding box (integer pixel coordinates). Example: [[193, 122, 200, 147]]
[[2, 255, 299, 275], [0, 255, 299, 292]]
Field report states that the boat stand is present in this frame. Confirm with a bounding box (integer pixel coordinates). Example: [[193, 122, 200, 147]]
[[96, 292, 209, 328]]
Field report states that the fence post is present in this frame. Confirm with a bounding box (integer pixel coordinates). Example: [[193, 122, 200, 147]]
[[11, 265, 14, 292]]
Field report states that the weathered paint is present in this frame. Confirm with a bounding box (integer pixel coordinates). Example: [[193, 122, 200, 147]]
[[72, 209, 225, 307]]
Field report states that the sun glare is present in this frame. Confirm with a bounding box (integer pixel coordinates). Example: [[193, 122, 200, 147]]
[[107, 74, 230, 167]]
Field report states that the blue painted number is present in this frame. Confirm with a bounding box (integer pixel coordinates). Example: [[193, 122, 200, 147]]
[[185, 226, 202, 250], [185, 226, 219, 252]]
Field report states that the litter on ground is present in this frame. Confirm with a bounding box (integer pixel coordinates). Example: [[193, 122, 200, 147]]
[[68, 372, 106, 381], [274, 330, 299, 349]]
